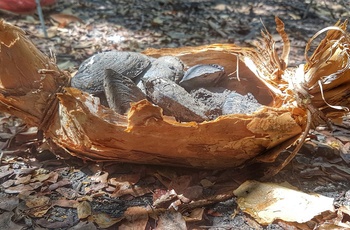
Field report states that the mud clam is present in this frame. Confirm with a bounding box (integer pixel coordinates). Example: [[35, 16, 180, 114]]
[[71, 51, 262, 122]]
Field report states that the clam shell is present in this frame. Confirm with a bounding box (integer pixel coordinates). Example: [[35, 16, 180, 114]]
[[104, 69, 146, 114], [136, 56, 184, 94], [71, 51, 151, 95], [179, 64, 225, 91]]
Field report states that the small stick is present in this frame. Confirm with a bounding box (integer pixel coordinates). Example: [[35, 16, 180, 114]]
[[35, 0, 48, 38]]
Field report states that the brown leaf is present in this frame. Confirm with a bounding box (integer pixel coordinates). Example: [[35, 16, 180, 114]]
[[48, 178, 70, 191], [183, 208, 204, 222], [14, 174, 31, 185], [119, 206, 149, 230], [77, 201, 92, 219], [92, 213, 123, 229], [153, 189, 178, 208], [56, 187, 79, 199], [52, 199, 78, 208], [111, 181, 150, 198], [91, 172, 109, 184], [29, 204, 51, 217], [23, 195, 50, 208], [155, 211, 186, 230], [50, 13, 84, 28]]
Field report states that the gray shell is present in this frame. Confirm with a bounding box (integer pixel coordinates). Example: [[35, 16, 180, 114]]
[[71, 51, 151, 95], [179, 64, 225, 91], [104, 69, 146, 114], [136, 56, 184, 94]]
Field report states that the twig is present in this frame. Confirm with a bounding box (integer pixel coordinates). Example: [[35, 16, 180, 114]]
[[35, 0, 48, 38]]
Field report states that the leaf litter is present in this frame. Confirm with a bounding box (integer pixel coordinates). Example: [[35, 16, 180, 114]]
[[1, 0, 350, 229]]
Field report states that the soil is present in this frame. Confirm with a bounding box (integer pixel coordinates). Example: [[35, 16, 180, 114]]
[[1, 0, 350, 229]]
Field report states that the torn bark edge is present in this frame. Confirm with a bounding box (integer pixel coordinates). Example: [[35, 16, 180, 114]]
[[37, 69, 71, 138]]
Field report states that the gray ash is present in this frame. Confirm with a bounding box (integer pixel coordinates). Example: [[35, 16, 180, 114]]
[[222, 92, 262, 115], [191, 87, 231, 120]]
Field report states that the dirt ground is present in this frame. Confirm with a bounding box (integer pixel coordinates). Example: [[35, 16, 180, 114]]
[[1, 0, 350, 229]]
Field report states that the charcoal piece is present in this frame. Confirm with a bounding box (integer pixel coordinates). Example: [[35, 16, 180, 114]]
[[222, 92, 262, 115], [144, 76, 209, 122], [191, 88, 231, 120], [136, 56, 184, 94], [104, 69, 146, 114], [72, 51, 151, 95], [179, 64, 225, 91]]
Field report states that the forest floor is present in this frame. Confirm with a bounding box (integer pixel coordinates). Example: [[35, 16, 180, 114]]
[[1, 0, 350, 229]]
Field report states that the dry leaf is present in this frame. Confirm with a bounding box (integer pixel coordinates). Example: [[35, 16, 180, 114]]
[[56, 187, 79, 199], [233, 180, 335, 224], [0, 196, 19, 211], [14, 174, 32, 185], [24, 195, 50, 208], [29, 204, 51, 217], [77, 201, 92, 219], [52, 199, 79, 208], [92, 213, 123, 229], [119, 206, 149, 230], [68, 221, 97, 230], [155, 211, 186, 230], [0, 211, 24, 230], [50, 13, 83, 28], [183, 208, 204, 222]]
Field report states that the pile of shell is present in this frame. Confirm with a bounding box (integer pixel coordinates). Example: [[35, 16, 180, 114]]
[[71, 51, 262, 122]]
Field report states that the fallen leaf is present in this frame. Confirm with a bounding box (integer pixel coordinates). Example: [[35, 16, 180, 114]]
[[200, 178, 215, 188], [48, 178, 70, 190], [77, 201, 92, 219], [108, 173, 141, 185], [91, 172, 108, 184], [4, 182, 42, 194], [183, 208, 204, 222], [0, 165, 13, 179], [25, 195, 50, 208], [153, 189, 178, 208], [29, 204, 51, 217], [2, 179, 14, 188], [155, 210, 186, 230], [36, 214, 75, 229], [183, 185, 203, 200], [111, 181, 150, 198], [0, 211, 24, 230], [56, 187, 79, 199], [233, 180, 335, 224], [67, 221, 97, 230], [31, 172, 53, 183], [92, 213, 123, 229], [14, 174, 31, 185], [119, 206, 149, 230], [0, 196, 19, 211], [168, 175, 192, 194], [52, 199, 79, 208], [50, 13, 84, 28]]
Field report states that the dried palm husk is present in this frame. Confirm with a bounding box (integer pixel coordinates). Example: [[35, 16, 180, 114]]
[[302, 20, 350, 121], [1, 18, 347, 173]]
